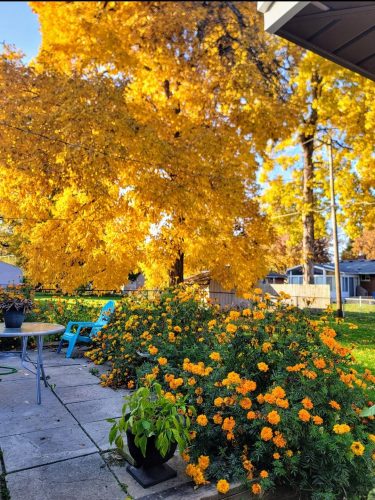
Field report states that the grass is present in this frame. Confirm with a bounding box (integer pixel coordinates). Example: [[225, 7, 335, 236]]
[[337, 310, 375, 373]]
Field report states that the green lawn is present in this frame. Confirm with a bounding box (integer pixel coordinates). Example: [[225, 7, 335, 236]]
[[336, 310, 375, 374]]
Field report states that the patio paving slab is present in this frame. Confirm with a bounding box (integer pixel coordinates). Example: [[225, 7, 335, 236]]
[[82, 419, 119, 451], [0, 381, 76, 437], [6, 453, 125, 500], [43, 364, 100, 388], [0, 423, 97, 472], [106, 452, 193, 499], [26, 349, 86, 367], [67, 396, 124, 424], [54, 383, 128, 404]]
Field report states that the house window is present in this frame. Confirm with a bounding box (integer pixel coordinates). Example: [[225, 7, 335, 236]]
[[342, 277, 348, 292], [314, 276, 324, 285], [360, 275, 370, 282], [290, 276, 303, 285]]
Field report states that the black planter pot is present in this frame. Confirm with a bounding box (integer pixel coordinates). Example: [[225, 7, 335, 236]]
[[3, 307, 25, 328], [126, 430, 177, 488]]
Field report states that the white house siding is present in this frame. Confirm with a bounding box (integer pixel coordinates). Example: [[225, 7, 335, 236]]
[[0, 262, 23, 287]]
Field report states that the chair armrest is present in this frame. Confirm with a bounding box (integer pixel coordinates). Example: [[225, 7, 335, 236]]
[[65, 321, 99, 334]]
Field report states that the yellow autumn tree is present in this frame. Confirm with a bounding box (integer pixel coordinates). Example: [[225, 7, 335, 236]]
[[0, 2, 300, 292], [261, 52, 375, 277]]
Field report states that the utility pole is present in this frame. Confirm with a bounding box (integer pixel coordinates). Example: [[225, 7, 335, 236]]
[[328, 138, 343, 317]]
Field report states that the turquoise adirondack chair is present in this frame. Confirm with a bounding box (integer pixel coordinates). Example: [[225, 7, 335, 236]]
[[57, 300, 116, 358]]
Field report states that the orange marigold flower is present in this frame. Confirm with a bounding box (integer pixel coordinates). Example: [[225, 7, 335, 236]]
[[302, 370, 317, 380], [198, 455, 210, 470], [272, 386, 286, 399], [286, 363, 306, 372], [329, 400, 341, 410], [313, 358, 326, 369], [242, 308, 251, 317], [188, 377, 197, 386], [222, 417, 236, 432], [260, 470, 268, 478], [158, 357, 168, 366], [260, 426, 273, 441], [351, 441, 365, 456], [226, 323, 237, 334], [257, 362, 269, 372], [312, 415, 323, 425], [209, 352, 221, 362], [276, 398, 289, 409], [252, 483, 262, 495], [333, 424, 350, 434], [240, 397, 252, 409], [229, 310, 240, 320], [257, 394, 265, 404], [236, 379, 257, 395], [213, 413, 223, 424], [273, 452, 280, 460], [196, 414, 208, 426], [262, 342, 272, 353], [216, 479, 230, 494], [169, 377, 183, 390], [285, 450, 293, 457], [148, 345, 158, 355], [273, 431, 286, 448], [214, 397, 224, 407], [264, 393, 276, 404], [298, 409, 311, 422], [254, 288, 263, 294], [302, 397, 314, 410], [267, 410, 281, 425], [253, 311, 265, 320], [247, 411, 257, 420]]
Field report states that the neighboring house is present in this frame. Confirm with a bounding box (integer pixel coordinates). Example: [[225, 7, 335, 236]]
[[121, 273, 145, 292], [262, 271, 286, 284], [287, 260, 375, 300], [0, 261, 23, 287]]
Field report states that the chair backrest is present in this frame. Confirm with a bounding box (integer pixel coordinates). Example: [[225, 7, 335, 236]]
[[97, 300, 116, 324]]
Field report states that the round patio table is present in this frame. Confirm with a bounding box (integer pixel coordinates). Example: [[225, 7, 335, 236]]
[[0, 322, 65, 404]]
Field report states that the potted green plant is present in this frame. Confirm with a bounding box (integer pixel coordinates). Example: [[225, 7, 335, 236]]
[[0, 287, 33, 328], [108, 382, 194, 488]]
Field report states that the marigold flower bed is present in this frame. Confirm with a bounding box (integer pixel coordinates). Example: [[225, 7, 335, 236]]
[[86, 286, 375, 498]]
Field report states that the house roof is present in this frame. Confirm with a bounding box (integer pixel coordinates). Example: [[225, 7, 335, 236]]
[[266, 271, 287, 279], [287, 260, 375, 275], [258, 1, 375, 82]]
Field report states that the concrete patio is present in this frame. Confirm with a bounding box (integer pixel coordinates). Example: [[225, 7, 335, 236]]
[[0, 348, 246, 500]]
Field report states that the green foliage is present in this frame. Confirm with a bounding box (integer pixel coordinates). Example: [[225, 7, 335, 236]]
[[108, 382, 194, 458], [88, 287, 375, 497], [27, 297, 103, 336]]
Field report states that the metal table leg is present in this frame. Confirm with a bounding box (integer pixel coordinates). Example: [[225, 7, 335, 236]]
[[36, 335, 46, 404], [21, 336, 27, 362]]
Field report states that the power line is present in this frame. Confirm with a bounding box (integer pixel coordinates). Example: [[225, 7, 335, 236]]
[[269, 201, 375, 220]]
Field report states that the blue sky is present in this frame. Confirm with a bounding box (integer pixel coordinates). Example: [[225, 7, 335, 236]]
[[0, 2, 40, 60]]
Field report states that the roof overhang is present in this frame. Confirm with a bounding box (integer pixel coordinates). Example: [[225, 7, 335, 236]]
[[258, 1, 375, 81]]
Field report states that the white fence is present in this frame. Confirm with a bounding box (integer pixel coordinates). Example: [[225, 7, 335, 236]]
[[345, 297, 375, 306]]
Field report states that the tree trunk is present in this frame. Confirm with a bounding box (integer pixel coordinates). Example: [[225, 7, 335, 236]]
[[169, 250, 184, 285], [301, 134, 315, 284], [299, 71, 322, 285]]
